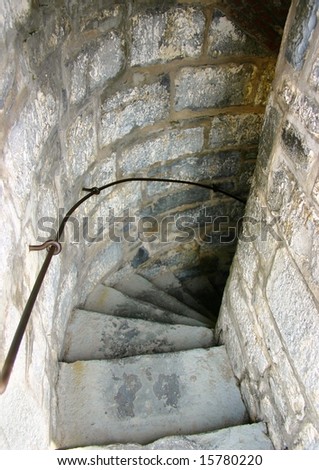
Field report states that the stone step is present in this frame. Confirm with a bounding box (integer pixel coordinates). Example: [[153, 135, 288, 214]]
[[182, 275, 221, 319], [75, 423, 273, 450], [62, 310, 214, 362], [55, 346, 249, 449], [84, 285, 208, 327], [113, 273, 212, 325], [143, 270, 213, 318]]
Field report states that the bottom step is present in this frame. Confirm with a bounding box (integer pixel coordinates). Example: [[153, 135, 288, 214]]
[[74, 423, 274, 450], [55, 346, 248, 449]]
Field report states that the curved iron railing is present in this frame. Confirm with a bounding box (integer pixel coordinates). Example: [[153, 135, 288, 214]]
[[0, 177, 245, 394]]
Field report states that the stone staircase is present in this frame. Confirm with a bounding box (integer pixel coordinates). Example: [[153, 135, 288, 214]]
[[54, 273, 273, 450]]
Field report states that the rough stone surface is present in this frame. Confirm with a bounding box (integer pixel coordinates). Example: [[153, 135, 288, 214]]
[[85, 285, 210, 327], [258, 104, 280, 169], [148, 270, 213, 318], [66, 31, 124, 104], [281, 121, 314, 171], [100, 79, 170, 146], [266, 249, 319, 413], [79, 423, 274, 450], [131, 7, 205, 66], [118, 127, 204, 176], [113, 273, 211, 322], [174, 64, 255, 111], [209, 113, 263, 148], [55, 347, 248, 448], [208, 10, 267, 58], [285, 0, 318, 70], [65, 111, 97, 180], [62, 311, 214, 362], [309, 56, 319, 90], [279, 81, 319, 137]]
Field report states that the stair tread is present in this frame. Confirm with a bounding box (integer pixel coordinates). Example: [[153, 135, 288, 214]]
[[74, 423, 274, 450], [62, 309, 214, 362], [113, 273, 212, 324], [145, 270, 213, 319], [84, 285, 210, 327], [55, 346, 249, 449]]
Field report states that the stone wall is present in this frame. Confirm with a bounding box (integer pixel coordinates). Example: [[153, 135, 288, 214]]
[[217, 0, 319, 450], [0, 0, 276, 448]]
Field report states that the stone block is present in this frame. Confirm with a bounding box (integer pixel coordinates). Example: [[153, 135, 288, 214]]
[[68, 50, 89, 105], [235, 240, 258, 291], [260, 395, 288, 450], [217, 297, 246, 380], [266, 248, 319, 414], [286, 188, 319, 288], [149, 187, 212, 216], [295, 93, 319, 136], [174, 64, 255, 111], [130, 7, 205, 66], [294, 424, 319, 450], [67, 31, 124, 104], [279, 80, 296, 107], [208, 10, 267, 58], [286, 0, 318, 70], [71, 3, 123, 33], [100, 78, 170, 147], [65, 111, 97, 180], [146, 151, 241, 189], [270, 351, 305, 426], [309, 57, 319, 91], [281, 121, 314, 171], [209, 113, 263, 148], [269, 175, 318, 272], [312, 176, 319, 205], [0, 45, 15, 110], [258, 104, 281, 169], [267, 164, 295, 213], [23, 9, 70, 70], [118, 127, 204, 176], [279, 82, 319, 137], [227, 276, 269, 378], [251, 285, 282, 356], [5, 86, 58, 200], [88, 31, 124, 91]]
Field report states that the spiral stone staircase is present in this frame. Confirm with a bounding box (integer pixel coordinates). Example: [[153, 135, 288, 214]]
[[54, 271, 273, 450]]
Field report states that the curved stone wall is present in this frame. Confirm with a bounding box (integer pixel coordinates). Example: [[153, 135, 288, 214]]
[[0, 1, 277, 448]]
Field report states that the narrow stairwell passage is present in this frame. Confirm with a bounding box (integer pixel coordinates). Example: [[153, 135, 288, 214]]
[[55, 272, 274, 450]]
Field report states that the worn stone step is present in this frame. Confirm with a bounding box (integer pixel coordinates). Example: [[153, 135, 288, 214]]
[[113, 273, 213, 325], [84, 285, 207, 327], [62, 310, 214, 362], [75, 423, 273, 450], [143, 270, 213, 318], [55, 346, 249, 449]]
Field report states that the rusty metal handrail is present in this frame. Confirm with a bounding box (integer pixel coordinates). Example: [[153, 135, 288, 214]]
[[0, 177, 245, 394]]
